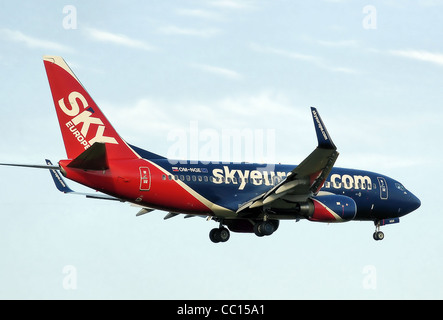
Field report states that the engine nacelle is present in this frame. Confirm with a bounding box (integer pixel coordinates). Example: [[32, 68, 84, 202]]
[[299, 195, 357, 222]]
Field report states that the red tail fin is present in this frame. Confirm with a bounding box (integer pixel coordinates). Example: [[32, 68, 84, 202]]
[[43, 56, 138, 160]]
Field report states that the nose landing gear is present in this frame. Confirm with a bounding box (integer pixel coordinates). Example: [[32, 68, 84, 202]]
[[373, 221, 384, 241], [373, 230, 384, 241]]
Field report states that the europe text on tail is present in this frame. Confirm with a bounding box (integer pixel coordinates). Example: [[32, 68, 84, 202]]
[[0, 56, 421, 243]]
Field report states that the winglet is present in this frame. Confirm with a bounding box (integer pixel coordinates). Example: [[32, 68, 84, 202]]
[[310, 107, 336, 150]]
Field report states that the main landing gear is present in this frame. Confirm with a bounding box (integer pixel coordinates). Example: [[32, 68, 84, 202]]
[[209, 226, 230, 243], [373, 221, 384, 241], [209, 218, 280, 243], [253, 220, 278, 237]]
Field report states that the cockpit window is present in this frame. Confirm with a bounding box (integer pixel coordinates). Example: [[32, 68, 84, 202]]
[[395, 183, 406, 191]]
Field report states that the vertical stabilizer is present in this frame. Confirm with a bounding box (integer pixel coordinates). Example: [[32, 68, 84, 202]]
[[43, 56, 138, 160]]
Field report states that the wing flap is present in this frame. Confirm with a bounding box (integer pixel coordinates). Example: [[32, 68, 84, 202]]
[[275, 179, 305, 195]]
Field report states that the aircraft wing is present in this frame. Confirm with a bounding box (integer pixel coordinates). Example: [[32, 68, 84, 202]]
[[237, 107, 339, 214]]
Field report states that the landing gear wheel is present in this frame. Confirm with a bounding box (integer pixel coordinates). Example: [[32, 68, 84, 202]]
[[253, 224, 264, 237], [218, 228, 230, 242], [209, 228, 220, 243], [254, 221, 276, 237], [209, 227, 230, 243], [373, 231, 384, 241], [373, 220, 385, 241]]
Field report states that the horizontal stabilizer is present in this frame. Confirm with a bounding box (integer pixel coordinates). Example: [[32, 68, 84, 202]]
[[46, 159, 122, 201], [0, 162, 59, 170], [67, 142, 108, 170], [46, 159, 73, 193]]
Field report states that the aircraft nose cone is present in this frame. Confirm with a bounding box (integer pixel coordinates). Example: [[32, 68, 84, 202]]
[[411, 194, 421, 211], [406, 193, 421, 213]]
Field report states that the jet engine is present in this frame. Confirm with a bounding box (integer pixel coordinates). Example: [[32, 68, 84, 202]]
[[298, 195, 357, 222]]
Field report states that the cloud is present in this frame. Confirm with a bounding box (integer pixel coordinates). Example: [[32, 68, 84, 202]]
[[322, 0, 349, 3], [175, 8, 223, 20], [0, 29, 72, 52], [316, 39, 358, 47], [418, 0, 443, 6], [327, 66, 357, 74], [158, 25, 221, 37], [192, 63, 242, 80], [250, 43, 320, 63], [338, 153, 432, 171], [84, 27, 156, 51], [103, 90, 299, 137], [102, 90, 301, 163], [208, 0, 256, 10], [250, 43, 358, 74], [390, 49, 443, 66]]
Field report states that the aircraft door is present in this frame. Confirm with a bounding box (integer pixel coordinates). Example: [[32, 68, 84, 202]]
[[139, 167, 151, 191], [377, 177, 388, 200]]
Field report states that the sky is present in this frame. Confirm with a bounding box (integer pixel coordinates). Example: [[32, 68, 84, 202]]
[[0, 0, 442, 300]]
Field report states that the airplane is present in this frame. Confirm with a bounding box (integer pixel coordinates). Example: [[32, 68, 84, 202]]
[[0, 56, 421, 243]]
